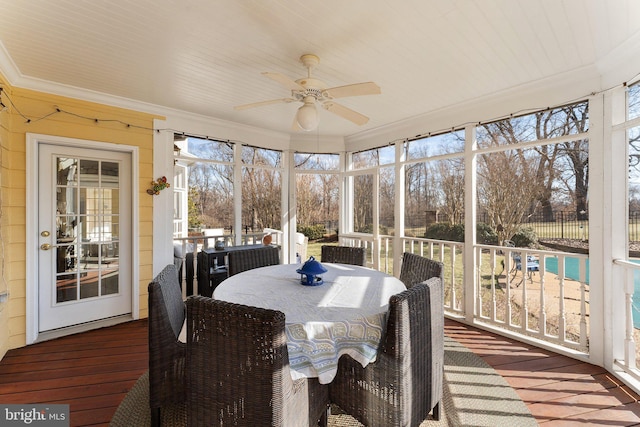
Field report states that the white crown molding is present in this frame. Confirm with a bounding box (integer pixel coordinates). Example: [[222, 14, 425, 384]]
[[345, 63, 603, 151], [0, 40, 21, 83]]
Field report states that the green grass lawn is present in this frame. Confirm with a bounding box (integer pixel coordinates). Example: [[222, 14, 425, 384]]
[[307, 241, 323, 260]]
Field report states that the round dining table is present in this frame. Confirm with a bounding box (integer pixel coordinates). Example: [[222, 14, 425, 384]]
[[213, 262, 406, 384]]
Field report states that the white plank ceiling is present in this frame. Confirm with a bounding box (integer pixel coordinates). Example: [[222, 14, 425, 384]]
[[0, 0, 639, 139]]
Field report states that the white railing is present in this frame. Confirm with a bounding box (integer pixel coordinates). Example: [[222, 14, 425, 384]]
[[337, 235, 590, 356], [339, 234, 465, 316], [613, 258, 640, 377], [172, 232, 268, 296], [177, 231, 593, 358], [476, 244, 589, 352], [402, 237, 466, 317]]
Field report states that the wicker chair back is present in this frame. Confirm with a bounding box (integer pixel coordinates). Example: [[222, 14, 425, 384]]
[[320, 245, 366, 266]]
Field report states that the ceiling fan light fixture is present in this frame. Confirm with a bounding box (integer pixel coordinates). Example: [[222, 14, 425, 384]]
[[235, 54, 380, 131], [296, 99, 319, 131]]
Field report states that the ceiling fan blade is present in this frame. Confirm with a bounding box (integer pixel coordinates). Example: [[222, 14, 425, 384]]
[[324, 82, 381, 99], [322, 102, 369, 126], [262, 72, 305, 91], [234, 98, 295, 111]]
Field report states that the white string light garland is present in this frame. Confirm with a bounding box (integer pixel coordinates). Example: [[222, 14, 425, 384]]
[[0, 71, 637, 148]]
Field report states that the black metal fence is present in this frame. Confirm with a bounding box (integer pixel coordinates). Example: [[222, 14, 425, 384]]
[[406, 210, 592, 241], [204, 211, 640, 242]]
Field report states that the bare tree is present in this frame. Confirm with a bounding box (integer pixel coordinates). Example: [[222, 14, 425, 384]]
[[353, 174, 373, 233], [296, 173, 323, 226], [478, 149, 543, 244], [242, 167, 281, 230], [438, 158, 465, 225], [379, 166, 395, 229], [534, 104, 589, 218], [295, 153, 340, 230], [188, 162, 234, 227]]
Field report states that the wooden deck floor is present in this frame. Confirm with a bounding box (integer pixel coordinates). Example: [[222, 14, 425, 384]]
[[0, 319, 148, 426], [1, 318, 640, 426]]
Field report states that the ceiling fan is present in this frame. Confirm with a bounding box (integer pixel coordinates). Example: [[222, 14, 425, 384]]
[[234, 54, 381, 131]]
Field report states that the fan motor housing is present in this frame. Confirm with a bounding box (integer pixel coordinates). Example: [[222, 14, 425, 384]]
[[296, 77, 326, 91]]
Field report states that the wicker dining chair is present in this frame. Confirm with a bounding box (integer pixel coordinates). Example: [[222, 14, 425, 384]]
[[329, 277, 444, 427], [186, 296, 330, 426], [320, 245, 366, 266], [227, 245, 280, 276], [398, 252, 444, 289], [148, 264, 186, 427]]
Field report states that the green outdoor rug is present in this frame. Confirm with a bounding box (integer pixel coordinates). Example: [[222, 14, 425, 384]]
[[110, 336, 537, 427]]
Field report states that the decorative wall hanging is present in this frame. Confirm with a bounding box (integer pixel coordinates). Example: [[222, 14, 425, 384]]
[[147, 176, 170, 195]]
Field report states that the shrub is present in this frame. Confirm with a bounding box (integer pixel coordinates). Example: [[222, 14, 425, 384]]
[[424, 222, 498, 244], [510, 226, 538, 248], [477, 223, 498, 245], [297, 224, 327, 241], [424, 223, 464, 242]]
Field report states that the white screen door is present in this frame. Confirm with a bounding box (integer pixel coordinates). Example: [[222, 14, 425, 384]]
[[37, 143, 132, 332]]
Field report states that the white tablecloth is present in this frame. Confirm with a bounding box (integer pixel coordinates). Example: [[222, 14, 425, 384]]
[[213, 263, 406, 384]]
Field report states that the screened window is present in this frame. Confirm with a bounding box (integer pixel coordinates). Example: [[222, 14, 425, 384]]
[[629, 82, 640, 121], [241, 147, 282, 232], [476, 102, 588, 150], [188, 138, 233, 161], [352, 145, 394, 169], [405, 157, 464, 238], [353, 174, 374, 233], [178, 137, 235, 232], [406, 130, 465, 160], [294, 152, 340, 170], [242, 146, 281, 167], [476, 102, 589, 245]]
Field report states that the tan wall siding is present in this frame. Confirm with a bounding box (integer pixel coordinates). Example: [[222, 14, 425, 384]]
[[0, 78, 161, 351], [0, 75, 10, 359]]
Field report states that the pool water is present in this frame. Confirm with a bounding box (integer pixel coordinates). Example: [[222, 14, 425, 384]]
[[545, 256, 640, 328], [544, 257, 590, 283]]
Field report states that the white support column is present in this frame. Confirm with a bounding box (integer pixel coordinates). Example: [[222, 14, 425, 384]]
[[608, 85, 631, 368], [340, 152, 352, 240], [394, 141, 406, 277], [233, 143, 243, 246], [372, 169, 380, 269], [464, 125, 478, 322], [588, 93, 607, 367], [152, 120, 175, 277], [284, 149, 294, 264]]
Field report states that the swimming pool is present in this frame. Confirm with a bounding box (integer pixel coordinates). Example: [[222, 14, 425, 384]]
[[544, 256, 590, 284], [545, 256, 640, 328]]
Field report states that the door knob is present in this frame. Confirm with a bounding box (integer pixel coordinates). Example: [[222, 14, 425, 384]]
[[40, 243, 52, 250]]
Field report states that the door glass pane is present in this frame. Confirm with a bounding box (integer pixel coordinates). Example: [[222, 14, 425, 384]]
[[104, 189, 119, 215], [79, 159, 99, 186], [102, 269, 119, 296], [56, 158, 78, 186], [102, 216, 119, 241], [56, 157, 80, 303], [56, 215, 77, 239], [102, 162, 119, 188], [55, 156, 121, 303]]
